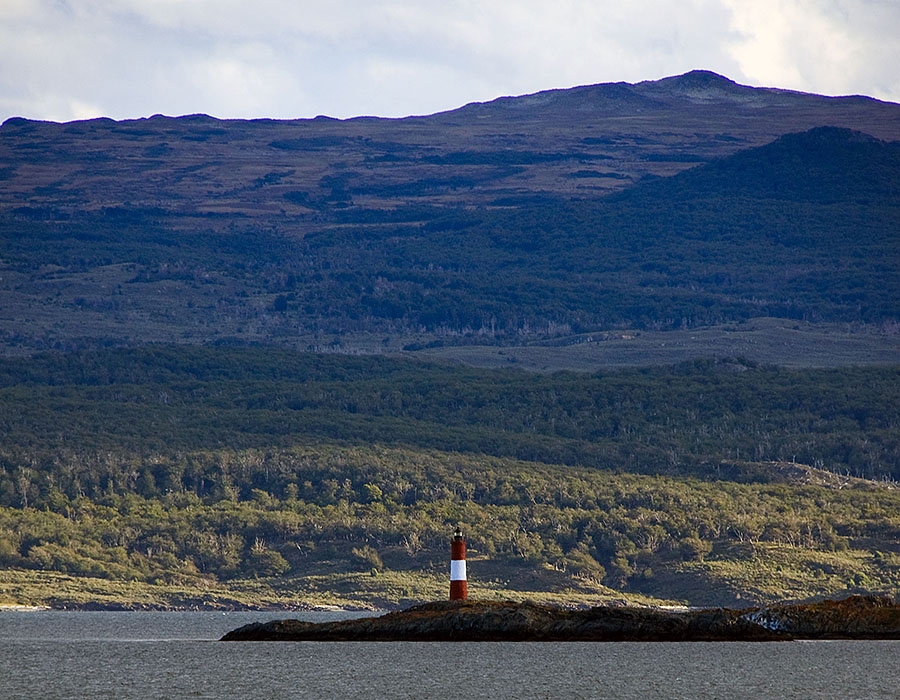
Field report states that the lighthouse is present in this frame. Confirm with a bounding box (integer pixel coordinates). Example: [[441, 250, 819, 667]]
[[450, 526, 467, 601]]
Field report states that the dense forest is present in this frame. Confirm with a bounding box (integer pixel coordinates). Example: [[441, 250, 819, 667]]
[[1, 347, 898, 606], [1, 347, 897, 482]]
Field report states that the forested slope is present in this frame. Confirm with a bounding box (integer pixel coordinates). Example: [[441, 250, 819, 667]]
[[1, 348, 898, 607], [2, 75, 900, 607], [1, 347, 898, 481], [2, 125, 899, 352]]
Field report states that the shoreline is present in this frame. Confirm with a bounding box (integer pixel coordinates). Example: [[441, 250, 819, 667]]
[[0, 604, 52, 612], [221, 595, 900, 642], [0, 602, 383, 613]]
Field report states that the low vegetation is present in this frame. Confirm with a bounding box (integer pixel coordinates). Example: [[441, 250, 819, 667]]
[[1, 347, 898, 608], [1, 442, 899, 608]]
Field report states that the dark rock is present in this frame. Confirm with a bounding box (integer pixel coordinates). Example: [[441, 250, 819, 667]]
[[221, 596, 900, 642], [744, 595, 900, 639]]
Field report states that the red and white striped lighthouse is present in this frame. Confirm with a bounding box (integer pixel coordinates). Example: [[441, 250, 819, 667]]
[[450, 526, 467, 601]]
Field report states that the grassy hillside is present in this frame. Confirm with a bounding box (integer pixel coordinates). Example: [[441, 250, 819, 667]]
[[1, 443, 898, 609], [1, 347, 898, 608]]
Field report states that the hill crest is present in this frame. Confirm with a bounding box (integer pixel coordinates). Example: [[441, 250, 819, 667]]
[[615, 125, 900, 204], [3, 70, 897, 130]]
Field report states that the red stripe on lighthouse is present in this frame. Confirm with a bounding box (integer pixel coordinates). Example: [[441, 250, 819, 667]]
[[450, 527, 467, 601]]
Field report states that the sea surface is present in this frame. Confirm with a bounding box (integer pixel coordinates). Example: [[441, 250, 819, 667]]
[[0, 610, 897, 699]]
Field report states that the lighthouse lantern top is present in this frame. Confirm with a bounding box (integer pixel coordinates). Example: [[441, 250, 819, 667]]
[[453, 526, 464, 541]]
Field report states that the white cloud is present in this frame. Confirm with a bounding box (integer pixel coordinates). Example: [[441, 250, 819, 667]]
[[724, 0, 900, 98], [0, 0, 897, 123]]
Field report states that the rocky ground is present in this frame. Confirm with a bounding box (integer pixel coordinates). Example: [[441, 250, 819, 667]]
[[221, 595, 900, 642]]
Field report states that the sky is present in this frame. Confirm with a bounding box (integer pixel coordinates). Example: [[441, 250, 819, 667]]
[[1, 0, 899, 123]]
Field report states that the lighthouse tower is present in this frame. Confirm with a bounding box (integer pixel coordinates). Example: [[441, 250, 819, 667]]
[[450, 526, 467, 601]]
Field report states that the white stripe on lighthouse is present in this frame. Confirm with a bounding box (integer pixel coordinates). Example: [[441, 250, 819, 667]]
[[450, 559, 466, 581]]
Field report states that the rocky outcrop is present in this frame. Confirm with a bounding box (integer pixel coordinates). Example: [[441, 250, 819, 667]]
[[742, 595, 900, 639], [220, 595, 900, 642]]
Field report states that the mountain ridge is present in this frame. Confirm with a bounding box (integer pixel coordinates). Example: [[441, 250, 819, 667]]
[[0, 69, 897, 129], [6, 69, 891, 128], [1, 72, 899, 358]]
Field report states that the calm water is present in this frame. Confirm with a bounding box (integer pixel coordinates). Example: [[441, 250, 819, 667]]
[[1, 611, 898, 699]]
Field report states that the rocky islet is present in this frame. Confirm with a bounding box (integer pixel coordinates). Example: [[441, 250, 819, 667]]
[[221, 595, 900, 642]]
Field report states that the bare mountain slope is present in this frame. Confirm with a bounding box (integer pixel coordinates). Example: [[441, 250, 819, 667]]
[[1, 72, 899, 359], [3, 70, 900, 217]]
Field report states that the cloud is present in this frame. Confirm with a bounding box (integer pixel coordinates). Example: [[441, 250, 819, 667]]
[[0, 0, 896, 123], [724, 0, 900, 99]]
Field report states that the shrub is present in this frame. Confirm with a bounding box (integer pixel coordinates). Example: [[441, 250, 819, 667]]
[[351, 545, 384, 571]]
